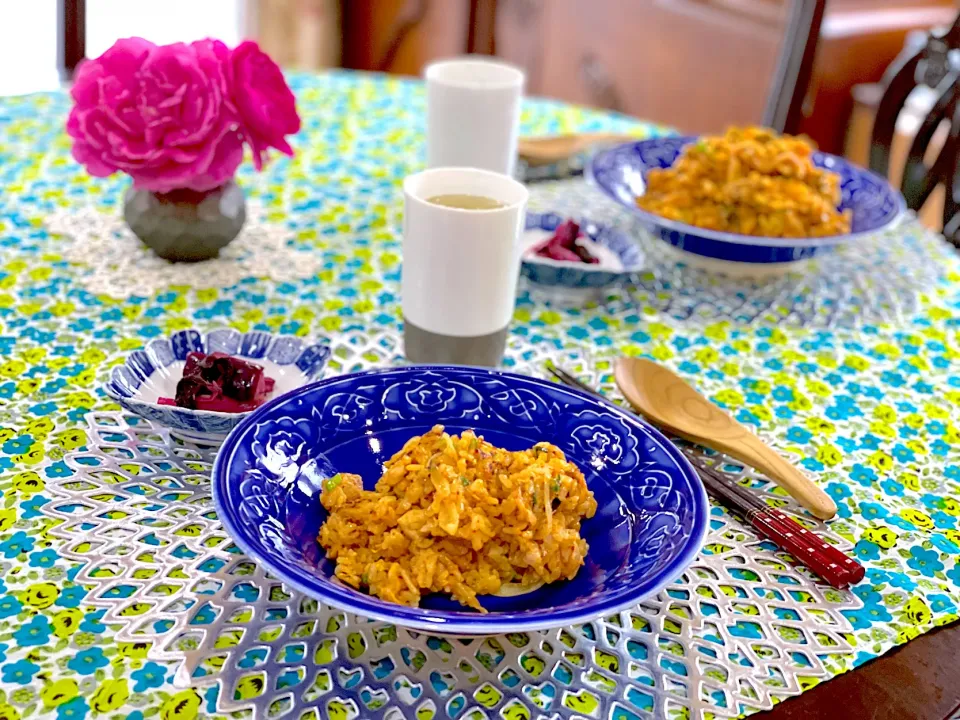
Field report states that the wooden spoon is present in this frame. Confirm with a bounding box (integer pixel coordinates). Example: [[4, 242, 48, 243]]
[[614, 356, 837, 520], [518, 132, 639, 166]]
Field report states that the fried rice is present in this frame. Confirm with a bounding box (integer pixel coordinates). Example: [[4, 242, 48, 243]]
[[638, 126, 852, 238], [318, 425, 597, 611]]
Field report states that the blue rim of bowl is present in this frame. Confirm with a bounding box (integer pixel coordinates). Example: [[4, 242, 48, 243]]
[[522, 211, 645, 274], [585, 135, 907, 249], [212, 365, 710, 634]]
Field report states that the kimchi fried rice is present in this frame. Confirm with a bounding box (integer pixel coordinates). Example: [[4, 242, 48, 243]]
[[318, 425, 597, 611], [637, 126, 852, 238]]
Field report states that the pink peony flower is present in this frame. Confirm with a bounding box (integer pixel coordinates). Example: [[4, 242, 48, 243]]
[[67, 37, 243, 193], [230, 40, 301, 170], [67, 37, 300, 192]]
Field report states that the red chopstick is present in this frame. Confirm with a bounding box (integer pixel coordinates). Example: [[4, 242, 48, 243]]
[[697, 462, 864, 588]]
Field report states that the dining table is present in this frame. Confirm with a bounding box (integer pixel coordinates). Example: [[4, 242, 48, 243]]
[[0, 69, 959, 720]]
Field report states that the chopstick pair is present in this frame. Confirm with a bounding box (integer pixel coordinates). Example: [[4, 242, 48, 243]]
[[548, 366, 864, 589]]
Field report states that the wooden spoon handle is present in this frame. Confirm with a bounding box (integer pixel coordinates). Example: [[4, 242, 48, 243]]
[[517, 133, 638, 164], [656, 425, 837, 520], [708, 433, 837, 520], [519, 132, 637, 147], [569, 132, 639, 145]]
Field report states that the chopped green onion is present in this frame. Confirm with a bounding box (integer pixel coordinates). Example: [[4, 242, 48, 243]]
[[323, 474, 343, 491]]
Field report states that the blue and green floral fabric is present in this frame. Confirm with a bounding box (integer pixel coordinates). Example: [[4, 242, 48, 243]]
[[0, 71, 956, 719]]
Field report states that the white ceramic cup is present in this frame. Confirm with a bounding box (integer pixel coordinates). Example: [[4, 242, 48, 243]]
[[402, 167, 529, 366], [425, 56, 525, 177]]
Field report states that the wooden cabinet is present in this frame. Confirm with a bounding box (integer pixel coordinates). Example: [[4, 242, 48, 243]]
[[496, 0, 786, 134], [494, 0, 958, 150], [340, 0, 471, 75], [339, 0, 788, 132], [339, 0, 958, 152], [255, 0, 341, 70]]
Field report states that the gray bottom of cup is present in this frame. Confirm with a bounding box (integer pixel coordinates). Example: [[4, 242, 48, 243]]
[[403, 318, 508, 367]]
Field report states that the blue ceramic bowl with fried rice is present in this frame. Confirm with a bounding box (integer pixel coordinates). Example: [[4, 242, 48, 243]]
[[587, 136, 905, 272], [212, 366, 709, 634]]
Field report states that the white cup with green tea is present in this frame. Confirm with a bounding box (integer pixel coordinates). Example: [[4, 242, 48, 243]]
[[402, 167, 529, 366]]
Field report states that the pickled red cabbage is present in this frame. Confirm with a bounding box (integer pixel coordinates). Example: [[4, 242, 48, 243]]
[[159, 352, 276, 412], [532, 220, 598, 264]]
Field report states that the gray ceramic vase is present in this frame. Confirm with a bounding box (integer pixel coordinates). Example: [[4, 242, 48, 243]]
[[123, 181, 246, 262]]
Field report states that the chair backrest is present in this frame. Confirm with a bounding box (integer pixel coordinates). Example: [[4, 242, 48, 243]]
[[869, 12, 960, 243], [57, 0, 86, 81], [762, 0, 827, 134]]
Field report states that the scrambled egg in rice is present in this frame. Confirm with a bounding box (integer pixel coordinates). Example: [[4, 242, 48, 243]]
[[318, 425, 597, 611]]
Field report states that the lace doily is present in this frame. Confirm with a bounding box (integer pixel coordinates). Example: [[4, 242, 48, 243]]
[[49, 338, 861, 720], [526, 182, 955, 328], [46, 204, 327, 297]]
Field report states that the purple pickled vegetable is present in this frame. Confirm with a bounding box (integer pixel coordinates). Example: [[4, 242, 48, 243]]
[[539, 243, 582, 263], [164, 352, 274, 412], [532, 220, 599, 264]]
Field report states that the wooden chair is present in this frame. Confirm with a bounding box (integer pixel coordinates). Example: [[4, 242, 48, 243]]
[[762, 0, 827, 134], [868, 11, 960, 245], [57, 0, 86, 81]]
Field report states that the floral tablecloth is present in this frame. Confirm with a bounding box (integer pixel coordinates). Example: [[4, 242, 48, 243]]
[[0, 71, 958, 720]]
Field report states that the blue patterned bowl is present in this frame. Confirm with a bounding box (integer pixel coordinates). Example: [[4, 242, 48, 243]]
[[587, 136, 905, 268], [521, 211, 644, 288], [104, 328, 330, 444], [212, 366, 708, 634]]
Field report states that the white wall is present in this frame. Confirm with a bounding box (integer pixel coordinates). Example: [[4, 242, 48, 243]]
[[0, 2, 59, 95], [0, 0, 244, 96], [86, 0, 244, 58]]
